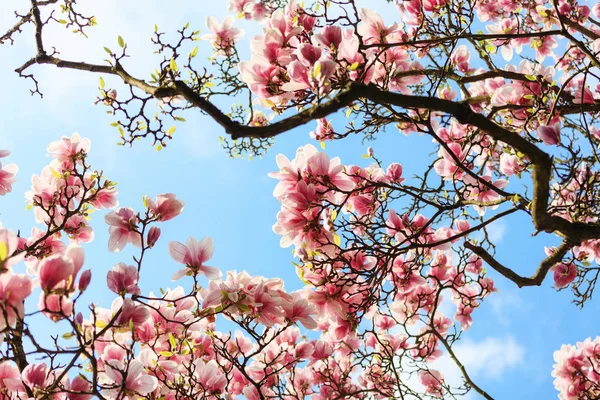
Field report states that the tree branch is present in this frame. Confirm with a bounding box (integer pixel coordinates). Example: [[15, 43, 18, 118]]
[[464, 239, 574, 287]]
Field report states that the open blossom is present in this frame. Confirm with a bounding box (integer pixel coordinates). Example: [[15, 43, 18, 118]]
[[357, 8, 400, 44], [22, 363, 52, 391], [192, 360, 227, 394], [39, 254, 75, 292], [107, 263, 141, 296], [104, 360, 157, 399], [46, 132, 91, 167], [202, 16, 244, 51], [313, 25, 342, 51], [282, 292, 318, 329], [92, 185, 118, 209], [499, 153, 524, 176], [310, 118, 335, 141], [451, 45, 470, 73], [113, 298, 150, 327], [169, 236, 221, 280], [419, 370, 444, 396], [550, 263, 577, 288], [0, 160, 17, 196], [104, 207, 142, 252], [537, 121, 561, 145], [0, 273, 33, 330], [145, 193, 184, 221]]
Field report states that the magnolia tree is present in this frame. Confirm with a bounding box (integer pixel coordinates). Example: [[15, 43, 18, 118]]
[[1, 0, 600, 398]]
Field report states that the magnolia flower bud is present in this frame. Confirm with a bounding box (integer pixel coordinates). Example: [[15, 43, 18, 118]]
[[147, 226, 161, 248]]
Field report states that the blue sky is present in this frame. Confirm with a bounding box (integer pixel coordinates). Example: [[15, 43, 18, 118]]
[[1, 1, 598, 398]]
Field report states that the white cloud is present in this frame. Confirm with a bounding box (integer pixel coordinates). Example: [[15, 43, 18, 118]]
[[488, 289, 525, 326], [486, 218, 506, 243], [433, 336, 525, 384]]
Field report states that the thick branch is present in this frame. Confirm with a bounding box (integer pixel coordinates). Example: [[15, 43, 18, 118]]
[[464, 239, 573, 287], [16, 56, 600, 245]]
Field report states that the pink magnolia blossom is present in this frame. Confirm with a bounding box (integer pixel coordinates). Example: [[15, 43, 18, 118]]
[[104, 207, 141, 252], [107, 263, 141, 296], [104, 360, 158, 399], [147, 226, 161, 247], [192, 360, 227, 394], [46, 133, 91, 164], [203, 16, 244, 51], [38, 246, 84, 293], [169, 236, 221, 280], [39, 292, 74, 320], [0, 362, 22, 395], [21, 363, 51, 391], [0, 161, 17, 196], [419, 369, 444, 396], [65, 375, 92, 400], [113, 298, 150, 327], [0, 273, 33, 330], [385, 163, 406, 184], [313, 26, 342, 52], [357, 8, 400, 44], [145, 193, 184, 221], [282, 292, 317, 329], [499, 153, 524, 176], [451, 45, 470, 73], [310, 118, 335, 141], [537, 122, 561, 145], [92, 186, 119, 209], [550, 263, 577, 288]]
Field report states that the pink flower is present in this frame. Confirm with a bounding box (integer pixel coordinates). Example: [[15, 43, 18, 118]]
[[419, 369, 444, 396], [0, 150, 9, 158], [192, 360, 227, 394], [104, 207, 141, 252], [145, 193, 184, 221], [39, 293, 74, 321], [65, 375, 92, 400], [22, 363, 51, 391], [46, 133, 91, 164], [499, 153, 523, 176], [107, 263, 141, 296], [147, 226, 161, 247], [39, 255, 75, 292], [92, 186, 119, 209], [203, 16, 244, 51], [386, 163, 406, 184], [104, 360, 157, 399], [169, 236, 221, 280], [0, 362, 22, 394], [0, 273, 32, 330], [114, 298, 150, 327], [64, 214, 94, 243], [38, 246, 84, 293], [310, 118, 335, 141], [357, 8, 399, 44], [313, 26, 342, 51], [282, 293, 317, 329], [451, 45, 470, 73], [538, 122, 561, 145], [78, 269, 92, 292], [0, 161, 17, 196], [550, 263, 577, 288]]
